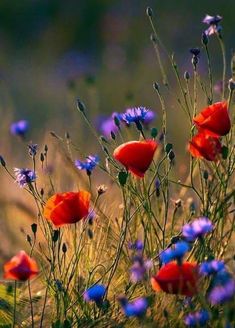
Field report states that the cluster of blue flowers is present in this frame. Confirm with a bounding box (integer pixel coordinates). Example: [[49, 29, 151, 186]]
[[184, 309, 210, 327], [182, 217, 213, 242], [200, 259, 235, 305], [75, 155, 100, 174], [118, 296, 149, 317], [14, 168, 36, 187], [160, 241, 190, 264], [98, 106, 156, 138], [128, 239, 152, 283]]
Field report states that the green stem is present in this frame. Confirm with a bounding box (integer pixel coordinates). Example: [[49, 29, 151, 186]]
[[12, 281, 17, 328]]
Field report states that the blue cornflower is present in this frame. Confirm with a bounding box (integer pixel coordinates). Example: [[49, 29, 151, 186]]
[[184, 310, 210, 327], [75, 155, 99, 173], [212, 269, 232, 286], [160, 241, 190, 264], [182, 217, 213, 242], [14, 168, 36, 187], [98, 112, 121, 138], [208, 279, 235, 305], [28, 144, 38, 157], [83, 284, 106, 303], [121, 107, 155, 125], [10, 120, 29, 137], [130, 255, 152, 283], [199, 260, 225, 276], [203, 14, 222, 36], [119, 297, 148, 317], [128, 240, 144, 251]]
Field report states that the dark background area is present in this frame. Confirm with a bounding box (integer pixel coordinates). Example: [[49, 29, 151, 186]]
[[0, 0, 234, 127]]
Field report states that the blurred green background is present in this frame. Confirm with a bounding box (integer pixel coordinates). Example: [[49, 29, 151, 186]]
[[0, 0, 234, 135]]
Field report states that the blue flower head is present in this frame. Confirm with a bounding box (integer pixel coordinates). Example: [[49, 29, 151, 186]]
[[160, 241, 190, 264], [75, 155, 99, 173], [128, 240, 144, 251], [184, 309, 210, 327], [83, 284, 106, 303], [130, 256, 152, 283], [121, 107, 155, 125], [209, 279, 235, 305], [119, 297, 148, 317], [182, 217, 213, 242], [14, 168, 36, 187], [10, 120, 29, 137], [203, 14, 222, 36], [199, 260, 225, 276]]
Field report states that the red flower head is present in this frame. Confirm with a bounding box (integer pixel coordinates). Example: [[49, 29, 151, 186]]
[[193, 101, 231, 137], [188, 132, 222, 161], [151, 262, 199, 296], [4, 250, 39, 281], [113, 140, 158, 177], [44, 191, 91, 227]]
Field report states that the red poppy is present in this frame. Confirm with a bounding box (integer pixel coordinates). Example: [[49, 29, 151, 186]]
[[113, 140, 158, 177], [4, 250, 39, 281], [188, 132, 222, 161], [44, 191, 91, 227], [193, 101, 231, 137], [151, 262, 199, 296]]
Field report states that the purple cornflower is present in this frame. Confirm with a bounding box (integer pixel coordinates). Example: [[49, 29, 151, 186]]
[[182, 217, 213, 242], [75, 155, 99, 173], [119, 297, 148, 317], [203, 14, 222, 36], [208, 279, 235, 305], [121, 107, 156, 125], [83, 284, 106, 303], [10, 120, 29, 137], [184, 310, 210, 327], [28, 144, 38, 157], [128, 240, 144, 251], [199, 260, 225, 276], [130, 255, 152, 283], [98, 112, 121, 137], [160, 241, 190, 264], [14, 168, 36, 187]]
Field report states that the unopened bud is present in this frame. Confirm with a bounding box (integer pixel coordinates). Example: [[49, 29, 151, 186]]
[[146, 7, 153, 17], [76, 98, 86, 112]]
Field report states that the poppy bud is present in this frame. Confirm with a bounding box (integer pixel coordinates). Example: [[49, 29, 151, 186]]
[[31, 223, 37, 235], [203, 170, 209, 180], [52, 230, 60, 242], [146, 7, 153, 17], [62, 243, 67, 253], [111, 131, 116, 140], [76, 99, 86, 112], [168, 149, 175, 161], [40, 153, 44, 162], [150, 33, 157, 43], [0, 155, 6, 167], [44, 145, 48, 153], [201, 32, 208, 45], [151, 127, 158, 138], [40, 188, 44, 196], [87, 228, 93, 239], [228, 78, 235, 91], [114, 115, 120, 128], [27, 234, 32, 245], [153, 82, 160, 92], [184, 71, 190, 80]]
